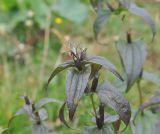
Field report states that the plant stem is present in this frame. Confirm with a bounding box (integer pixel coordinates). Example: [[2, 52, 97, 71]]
[[40, 11, 51, 84], [90, 94, 97, 118], [137, 80, 142, 107]]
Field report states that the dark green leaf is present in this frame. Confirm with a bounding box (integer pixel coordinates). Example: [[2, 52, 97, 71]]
[[116, 39, 147, 91], [93, 9, 112, 39], [84, 56, 123, 81], [46, 60, 74, 90], [35, 98, 62, 109], [142, 71, 160, 86], [83, 125, 115, 134], [66, 66, 91, 120], [96, 81, 131, 126], [122, 3, 156, 39]]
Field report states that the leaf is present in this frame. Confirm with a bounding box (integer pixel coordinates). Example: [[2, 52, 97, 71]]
[[38, 109, 48, 121], [1, 128, 10, 134], [66, 66, 91, 120], [116, 39, 147, 91], [96, 81, 131, 126], [59, 102, 70, 128], [8, 106, 30, 127], [46, 60, 74, 89], [32, 122, 49, 134], [155, 120, 160, 134], [122, 2, 156, 39], [119, 0, 131, 8], [84, 56, 123, 81], [83, 125, 115, 134], [131, 111, 158, 134], [35, 98, 63, 109], [53, 0, 88, 23], [93, 9, 112, 39], [140, 90, 160, 111], [112, 74, 128, 93], [92, 113, 119, 124], [142, 71, 160, 86]]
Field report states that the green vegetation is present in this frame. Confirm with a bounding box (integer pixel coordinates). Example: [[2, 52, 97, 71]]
[[0, 0, 160, 134]]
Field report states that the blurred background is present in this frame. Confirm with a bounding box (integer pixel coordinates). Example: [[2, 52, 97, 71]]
[[0, 0, 160, 133]]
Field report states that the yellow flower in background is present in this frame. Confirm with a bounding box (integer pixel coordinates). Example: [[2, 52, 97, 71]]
[[54, 17, 63, 24]]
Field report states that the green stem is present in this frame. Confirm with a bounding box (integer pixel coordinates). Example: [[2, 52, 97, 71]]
[[90, 94, 97, 118], [137, 80, 142, 107]]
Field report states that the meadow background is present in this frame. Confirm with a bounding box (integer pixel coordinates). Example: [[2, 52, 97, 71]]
[[0, 0, 160, 133]]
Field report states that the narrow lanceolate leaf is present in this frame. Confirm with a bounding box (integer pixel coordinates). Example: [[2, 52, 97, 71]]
[[140, 91, 160, 111], [66, 66, 91, 120], [84, 56, 123, 81], [35, 98, 63, 109], [46, 60, 75, 89], [96, 81, 131, 126], [119, 0, 131, 8], [83, 125, 115, 134], [93, 9, 112, 39], [121, 2, 156, 39], [142, 71, 160, 86], [59, 102, 70, 128], [8, 106, 30, 127], [116, 39, 147, 92]]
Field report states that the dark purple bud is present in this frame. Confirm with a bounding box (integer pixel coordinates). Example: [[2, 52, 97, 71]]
[[24, 96, 30, 105], [91, 73, 99, 92], [126, 31, 132, 44]]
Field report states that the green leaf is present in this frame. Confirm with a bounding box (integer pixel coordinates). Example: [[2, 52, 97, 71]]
[[1, 128, 10, 134], [122, 2, 156, 39], [84, 56, 123, 81], [66, 66, 91, 120], [96, 81, 131, 126], [116, 39, 147, 91], [93, 9, 112, 39], [53, 0, 88, 23], [142, 71, 160, 86], [46, 60, 74, 90], [35, 98, 63, 109], [83, 125, 115, 134]]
